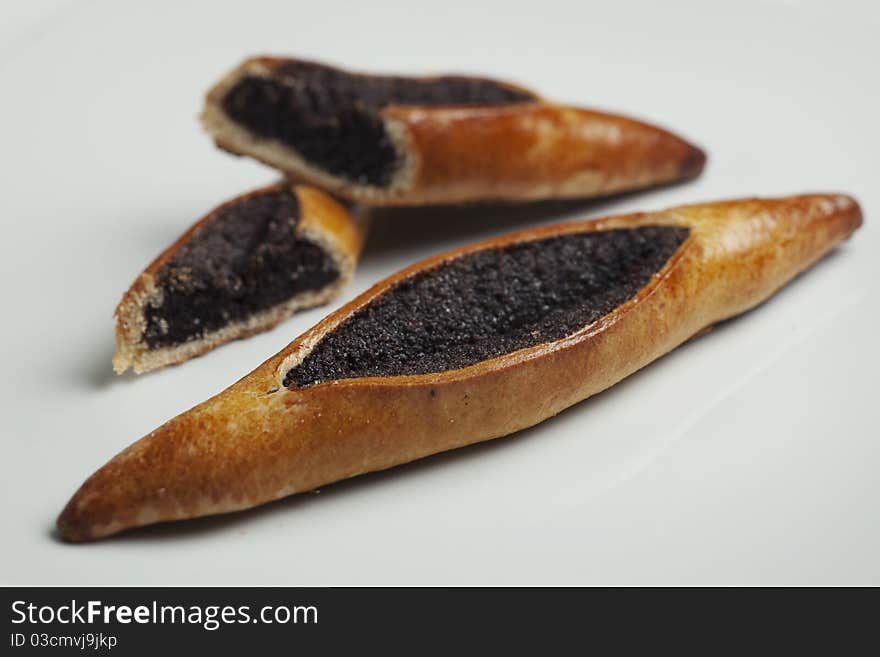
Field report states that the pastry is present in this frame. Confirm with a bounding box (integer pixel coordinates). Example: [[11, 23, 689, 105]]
[[113, 183, 368, 374], [201, 57, 706, 206], [59, 193, 861, 540]]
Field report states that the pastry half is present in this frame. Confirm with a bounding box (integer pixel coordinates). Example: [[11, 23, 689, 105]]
[[113, 183, 368, 374], [201, 57, 706, 206]]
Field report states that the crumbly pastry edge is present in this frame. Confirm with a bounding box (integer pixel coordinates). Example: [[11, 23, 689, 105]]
[[112, 274, 351, 375]]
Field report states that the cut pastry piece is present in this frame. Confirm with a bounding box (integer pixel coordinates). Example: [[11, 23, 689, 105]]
[[201, 57, 706, 206], [59, 194, 861, 540], [113, 183, 368, 374]]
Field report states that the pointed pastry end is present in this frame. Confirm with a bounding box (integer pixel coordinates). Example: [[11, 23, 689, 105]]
[[825, 192, 863, 242], [56, 460, 147, 543], [679, 143, 707, 181], [826, 193, 863, 231], [57, 489, 153, 543], [793, 192, 863, 240], [56, 497, 102, 543]]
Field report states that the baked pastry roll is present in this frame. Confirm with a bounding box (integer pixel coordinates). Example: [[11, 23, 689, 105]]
[[201, 57, 706, 206], [113, 183, 367, 374], [60, 194, 860, 540]]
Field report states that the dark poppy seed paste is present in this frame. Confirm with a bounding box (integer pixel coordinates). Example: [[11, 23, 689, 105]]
[[284, 225, 689, 387], [144, 189, 339, 349], [221, 61, 537, 187]]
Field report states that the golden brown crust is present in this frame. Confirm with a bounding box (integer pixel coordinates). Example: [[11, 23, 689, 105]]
[[112, 183, 369, 374], [200, 56, 705, 206], [60, 194, 861, 541]]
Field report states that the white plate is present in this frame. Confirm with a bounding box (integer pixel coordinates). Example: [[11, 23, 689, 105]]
[[1, 0, 877, 585]]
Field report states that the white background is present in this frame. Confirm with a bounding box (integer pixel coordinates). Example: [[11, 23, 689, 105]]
[[1, 0, 877, 585]]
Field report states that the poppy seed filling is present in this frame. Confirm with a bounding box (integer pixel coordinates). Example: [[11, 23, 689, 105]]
[[220, 61, 537, 187], [284, 226, 689, 388], [143, 189, 340, 349]]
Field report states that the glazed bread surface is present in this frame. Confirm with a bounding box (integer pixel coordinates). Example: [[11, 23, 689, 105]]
[[113, 183, 368, 374], [201, 57, 706, 206], [60, 194, 861, 540]]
